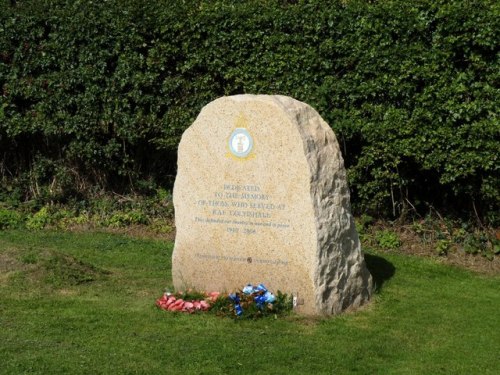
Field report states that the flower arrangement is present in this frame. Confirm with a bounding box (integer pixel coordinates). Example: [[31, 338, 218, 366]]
[[155, 283, 293, 319], [155, 290, 220, 313]]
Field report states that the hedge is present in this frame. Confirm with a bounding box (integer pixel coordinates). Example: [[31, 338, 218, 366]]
[[1, 0, 499, 223]]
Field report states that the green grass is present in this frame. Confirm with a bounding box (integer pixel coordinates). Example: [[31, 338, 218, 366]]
[[0, 230, 499, 374]]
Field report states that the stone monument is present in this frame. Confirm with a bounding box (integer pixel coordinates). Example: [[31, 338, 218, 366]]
[[172, 95, 372, 315]]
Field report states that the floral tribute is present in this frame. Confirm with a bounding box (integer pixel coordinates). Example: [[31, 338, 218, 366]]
[[229, 283, 276, 316], [155, 290, 220, 313], [156, 283, 293, 319]]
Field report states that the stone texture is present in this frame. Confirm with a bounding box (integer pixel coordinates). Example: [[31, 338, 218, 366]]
[[172, 95, 372, 315]]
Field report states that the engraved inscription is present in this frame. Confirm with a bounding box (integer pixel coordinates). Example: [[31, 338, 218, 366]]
[[194, 183, 290, 234]]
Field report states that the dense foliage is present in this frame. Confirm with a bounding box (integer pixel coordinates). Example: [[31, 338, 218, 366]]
[[1, 0, 498, 223]]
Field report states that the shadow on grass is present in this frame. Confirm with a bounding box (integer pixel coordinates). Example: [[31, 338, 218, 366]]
[[364, 253, 396, 293]]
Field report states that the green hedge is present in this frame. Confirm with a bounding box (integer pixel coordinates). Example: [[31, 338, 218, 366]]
[[1, 0, 499, 223]]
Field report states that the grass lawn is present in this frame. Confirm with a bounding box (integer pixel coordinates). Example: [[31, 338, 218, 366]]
[[0, 230, 499, 374]]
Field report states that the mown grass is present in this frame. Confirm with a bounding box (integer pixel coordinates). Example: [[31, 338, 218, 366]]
[[0, 230, 499, 374]]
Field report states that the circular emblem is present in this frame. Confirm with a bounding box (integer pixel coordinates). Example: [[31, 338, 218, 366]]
[[229, 128, 253, 158]]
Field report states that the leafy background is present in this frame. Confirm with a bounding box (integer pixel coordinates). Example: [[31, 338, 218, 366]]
[[1, 0, 498, 223]]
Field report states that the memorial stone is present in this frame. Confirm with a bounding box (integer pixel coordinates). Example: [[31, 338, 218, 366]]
[[172, 95, 372, 315]]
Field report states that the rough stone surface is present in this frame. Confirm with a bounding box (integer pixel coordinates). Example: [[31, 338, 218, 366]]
[[172, 95, 372, 315]]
